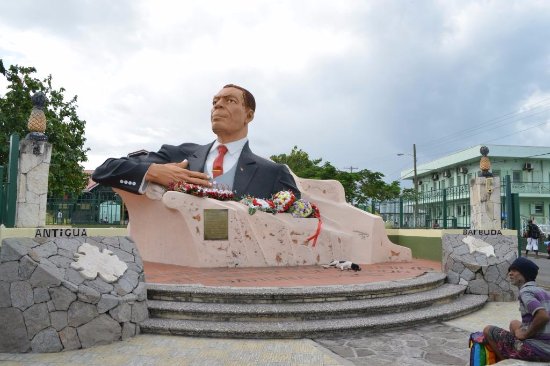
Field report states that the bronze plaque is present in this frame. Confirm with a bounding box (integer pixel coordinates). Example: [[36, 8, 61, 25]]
[[203, 209, 229, 240]]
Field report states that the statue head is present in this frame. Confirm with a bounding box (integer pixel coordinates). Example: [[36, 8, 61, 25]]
[[211, 84, 255, 143]]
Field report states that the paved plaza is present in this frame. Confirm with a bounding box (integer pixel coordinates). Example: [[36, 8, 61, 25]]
[[2, 302, 544, 365], [2, 259, 550, 365]]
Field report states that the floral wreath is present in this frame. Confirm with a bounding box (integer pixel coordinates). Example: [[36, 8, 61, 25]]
[[167, 182, 234, 201], [167, 184, 322, 247]]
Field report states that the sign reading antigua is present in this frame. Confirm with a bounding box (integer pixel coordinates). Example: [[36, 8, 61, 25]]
[[35, 228, 88, 238], [462, 229, 502, 236]]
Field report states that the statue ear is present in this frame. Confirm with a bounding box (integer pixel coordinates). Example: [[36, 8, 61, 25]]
[[246, 110, 254, 123]]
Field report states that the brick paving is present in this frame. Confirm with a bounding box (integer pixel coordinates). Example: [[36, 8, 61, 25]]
[[143, 259, 442, 287]]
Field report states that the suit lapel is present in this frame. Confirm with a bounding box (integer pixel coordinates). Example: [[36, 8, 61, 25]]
[[233, 142, 257, 196], [187, 142, 213, 172]]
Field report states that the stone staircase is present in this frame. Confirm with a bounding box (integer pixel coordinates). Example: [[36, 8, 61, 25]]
[[140, 272, 487, 338]]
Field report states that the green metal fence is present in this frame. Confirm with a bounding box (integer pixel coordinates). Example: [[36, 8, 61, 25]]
[[0, 134, 20, 227], [377, 175, 523, 230], [377, 183, 471, 229], [46, 191, 127, 226]]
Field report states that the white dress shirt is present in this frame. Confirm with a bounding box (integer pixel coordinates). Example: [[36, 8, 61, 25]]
[[204, 137, 248, 178]]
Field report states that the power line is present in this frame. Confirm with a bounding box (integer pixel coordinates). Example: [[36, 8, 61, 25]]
[[366, 96, 550, 171], [419, 96, 550, 149], [420, 104, 550, 154]]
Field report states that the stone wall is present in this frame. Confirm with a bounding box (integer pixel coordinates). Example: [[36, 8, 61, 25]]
[[0, 236, 148, 353], [443, 233, 517, 301]]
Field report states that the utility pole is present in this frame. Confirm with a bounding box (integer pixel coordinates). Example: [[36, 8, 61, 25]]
[[344, 166, 358, 173], [398, 146, 419, 227], [413, 144, 418, 228]]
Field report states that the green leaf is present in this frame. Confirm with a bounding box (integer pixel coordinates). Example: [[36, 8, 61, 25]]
[[271, 146, 401, 206], [0, 63, 89, 196]]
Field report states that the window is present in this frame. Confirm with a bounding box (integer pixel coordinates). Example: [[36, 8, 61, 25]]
[[531, 202, 544, 215], [449, 177, 454, 187], [457, 204, 468, 217], [457, 175, 462, 185], [440, 180, 446, 189], [513, 171, 522, 183], [492, 170, 500, 177]]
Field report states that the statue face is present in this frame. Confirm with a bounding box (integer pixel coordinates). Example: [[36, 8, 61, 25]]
[[211, 87, 254, 142]]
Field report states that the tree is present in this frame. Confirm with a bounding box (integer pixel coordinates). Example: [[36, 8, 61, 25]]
[[0, 60, 89, 196], [271, 146, 400, 205], [400, 188, 417, 201]]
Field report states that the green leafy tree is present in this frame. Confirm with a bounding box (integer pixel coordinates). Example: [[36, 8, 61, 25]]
[[0, 60, 89, 196], [400, 187, 417, 201], [271, 146, 400, 205]]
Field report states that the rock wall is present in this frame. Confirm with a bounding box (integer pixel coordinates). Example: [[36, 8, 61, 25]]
[[0, 236, 148, 353], [443, 233, 517, 301]]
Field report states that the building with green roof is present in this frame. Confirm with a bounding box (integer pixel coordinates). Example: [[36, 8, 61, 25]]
[[399, 144, 550, 232]]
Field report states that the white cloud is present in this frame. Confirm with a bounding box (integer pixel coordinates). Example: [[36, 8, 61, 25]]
[[0, 0, 549, 184]]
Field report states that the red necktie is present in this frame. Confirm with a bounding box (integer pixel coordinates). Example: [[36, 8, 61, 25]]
[[212, 145, 228, 178]]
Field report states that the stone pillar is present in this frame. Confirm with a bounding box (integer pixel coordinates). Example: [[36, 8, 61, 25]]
[[15, 140, 52, 227], [470, 176, 501, 230]]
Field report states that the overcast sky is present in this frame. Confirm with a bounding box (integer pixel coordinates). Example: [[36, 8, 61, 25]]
[[1, 0, 549, 186]]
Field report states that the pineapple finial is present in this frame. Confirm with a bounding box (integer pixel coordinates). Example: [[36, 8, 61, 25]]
[[26, 91, 48, 141], [479, 146, 492, 177]]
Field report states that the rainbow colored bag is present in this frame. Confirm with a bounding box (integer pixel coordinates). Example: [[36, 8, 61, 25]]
[[469, 331, 496, 366]]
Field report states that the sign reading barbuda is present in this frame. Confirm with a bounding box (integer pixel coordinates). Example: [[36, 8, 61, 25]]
[[462, 229, 503, 236], [35, 228, 88, 238]]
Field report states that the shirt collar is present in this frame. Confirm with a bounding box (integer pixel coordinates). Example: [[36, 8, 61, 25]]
[[212, 137, 248, 156]]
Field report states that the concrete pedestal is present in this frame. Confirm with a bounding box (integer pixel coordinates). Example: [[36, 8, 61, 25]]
[[117, 176, 412, 268], [470, 176, 501, 230], [15, 140, 52, 228]]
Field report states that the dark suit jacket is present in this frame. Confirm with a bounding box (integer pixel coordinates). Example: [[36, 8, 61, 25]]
[[92, 141, 300, 199]]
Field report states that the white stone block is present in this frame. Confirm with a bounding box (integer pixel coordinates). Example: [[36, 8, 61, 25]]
[[16, 202, 40, 227], [17, 174, 27, 203], [16, 140, 52, 228], [71, 243, 128, 283]]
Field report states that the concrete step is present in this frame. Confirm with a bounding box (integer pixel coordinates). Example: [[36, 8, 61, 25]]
[[146, 271, 447, 304], [141, 294, 488, 338], [148, 283, 467, 322]]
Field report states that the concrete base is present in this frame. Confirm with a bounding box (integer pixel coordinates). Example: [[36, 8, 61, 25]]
[[117, 176, 412, 268]]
